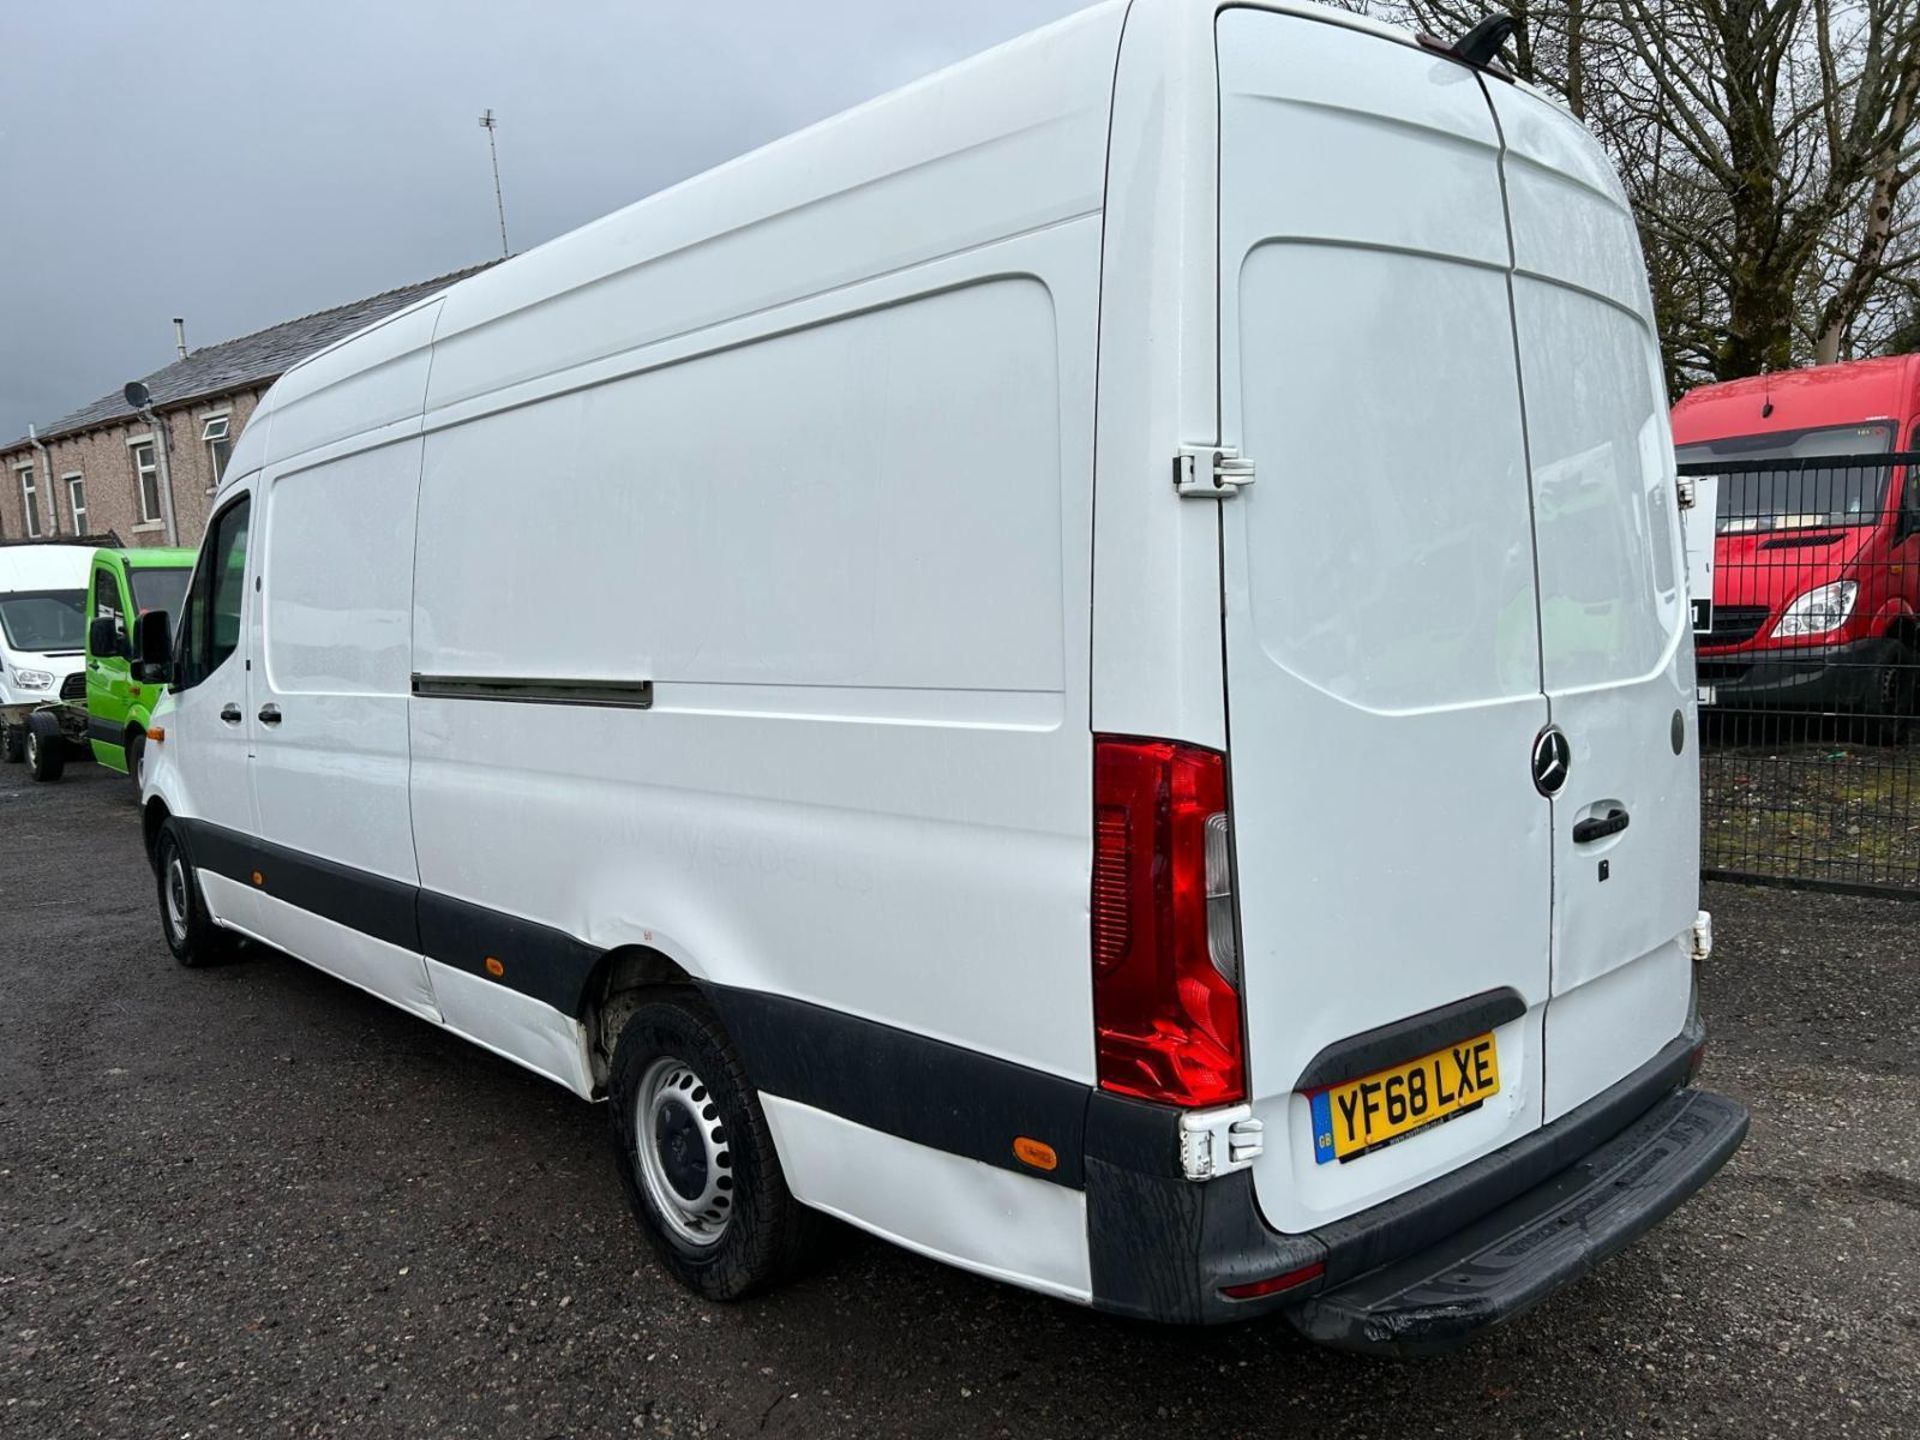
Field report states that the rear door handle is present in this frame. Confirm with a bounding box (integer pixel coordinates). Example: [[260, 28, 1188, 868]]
[[258, 704, 282, 725], [219, 703, 242, 725], [1573, 807, 1630, 843]]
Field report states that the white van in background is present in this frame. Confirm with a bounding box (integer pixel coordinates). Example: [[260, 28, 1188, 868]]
[[0, 540, 93, 776], [137, 0, 1746, 1352]]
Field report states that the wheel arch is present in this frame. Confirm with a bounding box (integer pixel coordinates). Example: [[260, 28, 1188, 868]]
[[142, 795, 174, 870], [579, 943, 700, 1094]]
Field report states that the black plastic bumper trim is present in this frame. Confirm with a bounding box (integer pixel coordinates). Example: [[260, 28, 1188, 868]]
[[1293, 987, 1527, 1093], [1086, 1024, 1719, 1325], [1289, 1087, 1749, 1354], [181, 817, 421, 955]]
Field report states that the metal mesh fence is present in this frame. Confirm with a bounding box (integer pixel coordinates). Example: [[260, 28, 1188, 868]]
[[1680, 452, 1920, 897]]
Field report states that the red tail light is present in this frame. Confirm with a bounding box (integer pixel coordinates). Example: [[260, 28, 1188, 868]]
[[1091, 736, 1245, 1107]]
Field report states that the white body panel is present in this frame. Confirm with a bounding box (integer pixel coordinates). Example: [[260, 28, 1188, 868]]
[[242, 886, 441, 1024], [762, 1095, 1093, 1302], [138, 0, 1696, 1310]]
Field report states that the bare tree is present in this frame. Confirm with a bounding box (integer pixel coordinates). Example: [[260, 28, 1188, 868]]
[[1353, 0, 1920, 391]]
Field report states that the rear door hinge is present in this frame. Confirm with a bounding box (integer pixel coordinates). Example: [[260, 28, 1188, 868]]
[[1175, 445, 1255, 498], [1179, 1104, 1265, 1181], [1676, 474, 1698, 510]]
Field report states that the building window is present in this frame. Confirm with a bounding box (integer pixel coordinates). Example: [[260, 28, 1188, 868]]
[[16, 465, 41, 538], [65, 474, 88, 535], [131, 441, 161, 523], [202, 413, 232, 487]]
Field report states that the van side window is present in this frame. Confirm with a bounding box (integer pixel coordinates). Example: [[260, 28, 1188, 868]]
[[175, 495, 251, 689], [1908, 427, 1920, 519], [208, 502, 250, 671], [92, 567, 127, 645]]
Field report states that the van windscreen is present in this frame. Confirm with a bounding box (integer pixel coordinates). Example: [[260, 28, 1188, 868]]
[[1676, 422, 1896, 530], [0, 588, 87, 653], [130, 567, 192, 629]]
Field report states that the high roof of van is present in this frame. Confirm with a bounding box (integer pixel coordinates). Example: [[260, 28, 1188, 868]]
[[1671, 354, 1920, 445], [0, 542, 95, 592], [237, 0, 1448, 477]]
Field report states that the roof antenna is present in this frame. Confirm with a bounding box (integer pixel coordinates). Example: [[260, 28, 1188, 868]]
[[1452, 14, 1515, 68], [1761, 367, 1774, 419]]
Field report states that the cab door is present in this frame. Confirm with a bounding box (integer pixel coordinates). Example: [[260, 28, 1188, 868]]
[[166, 486, 261, 930], [86, 562, 132, 767]]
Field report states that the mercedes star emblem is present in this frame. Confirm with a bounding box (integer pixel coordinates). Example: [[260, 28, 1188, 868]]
[[1532, 725, 1571, 797]]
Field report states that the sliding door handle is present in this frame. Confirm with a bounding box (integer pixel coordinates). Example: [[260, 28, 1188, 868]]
[[257, 703, 282, 725]]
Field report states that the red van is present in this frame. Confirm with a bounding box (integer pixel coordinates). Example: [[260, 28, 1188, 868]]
[[1672, 355, 1920, 730]]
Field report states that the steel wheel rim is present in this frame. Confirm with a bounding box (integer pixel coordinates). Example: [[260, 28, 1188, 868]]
[[165, 853, 190, 942], [24, 730, 37, 766], [633, 1056, 733, 1247]]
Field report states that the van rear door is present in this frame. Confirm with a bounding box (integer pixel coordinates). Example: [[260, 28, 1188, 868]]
[[1215, 11, 1554, 1235], [1478, 80, 1696, 1122]]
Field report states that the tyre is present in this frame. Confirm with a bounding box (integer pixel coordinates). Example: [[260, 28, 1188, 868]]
[[0, 722, 21, 764], [1867, 643, 1917, 746], [125, 728, 147, 793], [608, 996, 828, 1300], [154, 819, 236, 967], [25, 724, 65, 782]]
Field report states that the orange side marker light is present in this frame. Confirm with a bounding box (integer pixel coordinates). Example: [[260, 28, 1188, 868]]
[[251, 870, 264, 886], [144, 726, 165, 743], [1013, 1136, 1058, 1172], [484, 956, 505, 978]]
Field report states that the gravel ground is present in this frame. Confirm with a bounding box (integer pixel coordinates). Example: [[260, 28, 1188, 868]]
[[2, 759, 1916, 1439]]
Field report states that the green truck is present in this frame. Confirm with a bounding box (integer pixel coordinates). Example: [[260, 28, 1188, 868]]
[[84, 546, 194, 784]]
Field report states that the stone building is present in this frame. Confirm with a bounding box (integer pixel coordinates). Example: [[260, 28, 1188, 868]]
[[1, 265, 489, 549]]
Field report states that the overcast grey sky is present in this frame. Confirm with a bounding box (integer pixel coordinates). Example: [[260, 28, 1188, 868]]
[[0, 0, 1085, 442]]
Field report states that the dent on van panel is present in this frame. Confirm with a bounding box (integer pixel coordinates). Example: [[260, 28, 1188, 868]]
[[426, 960, 595, 1098]]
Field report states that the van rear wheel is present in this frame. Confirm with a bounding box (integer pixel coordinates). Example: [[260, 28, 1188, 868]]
[[154, 819, 236, 967], [608, 996, 827, 1300]]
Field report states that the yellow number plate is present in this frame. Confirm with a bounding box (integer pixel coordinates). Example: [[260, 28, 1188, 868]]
[[1309, 1033, 1500, 1164]]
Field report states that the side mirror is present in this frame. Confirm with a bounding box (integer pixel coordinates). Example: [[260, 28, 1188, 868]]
[[133, 611, 173, 686], [88, 616, 121, 660]]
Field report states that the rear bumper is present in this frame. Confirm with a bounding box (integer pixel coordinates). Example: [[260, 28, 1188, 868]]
[[1084, 1023, 1747, 1343], [1290, 1086, 1746, 1353], [1697, 635, 1897, 708]]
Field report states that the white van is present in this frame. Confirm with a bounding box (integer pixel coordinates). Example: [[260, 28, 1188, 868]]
[[0, 541, 93, 776], [138, 0, 1747, 1352]]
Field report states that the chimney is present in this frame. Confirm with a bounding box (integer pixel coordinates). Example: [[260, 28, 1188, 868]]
[[173, 318, 187, 359]]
